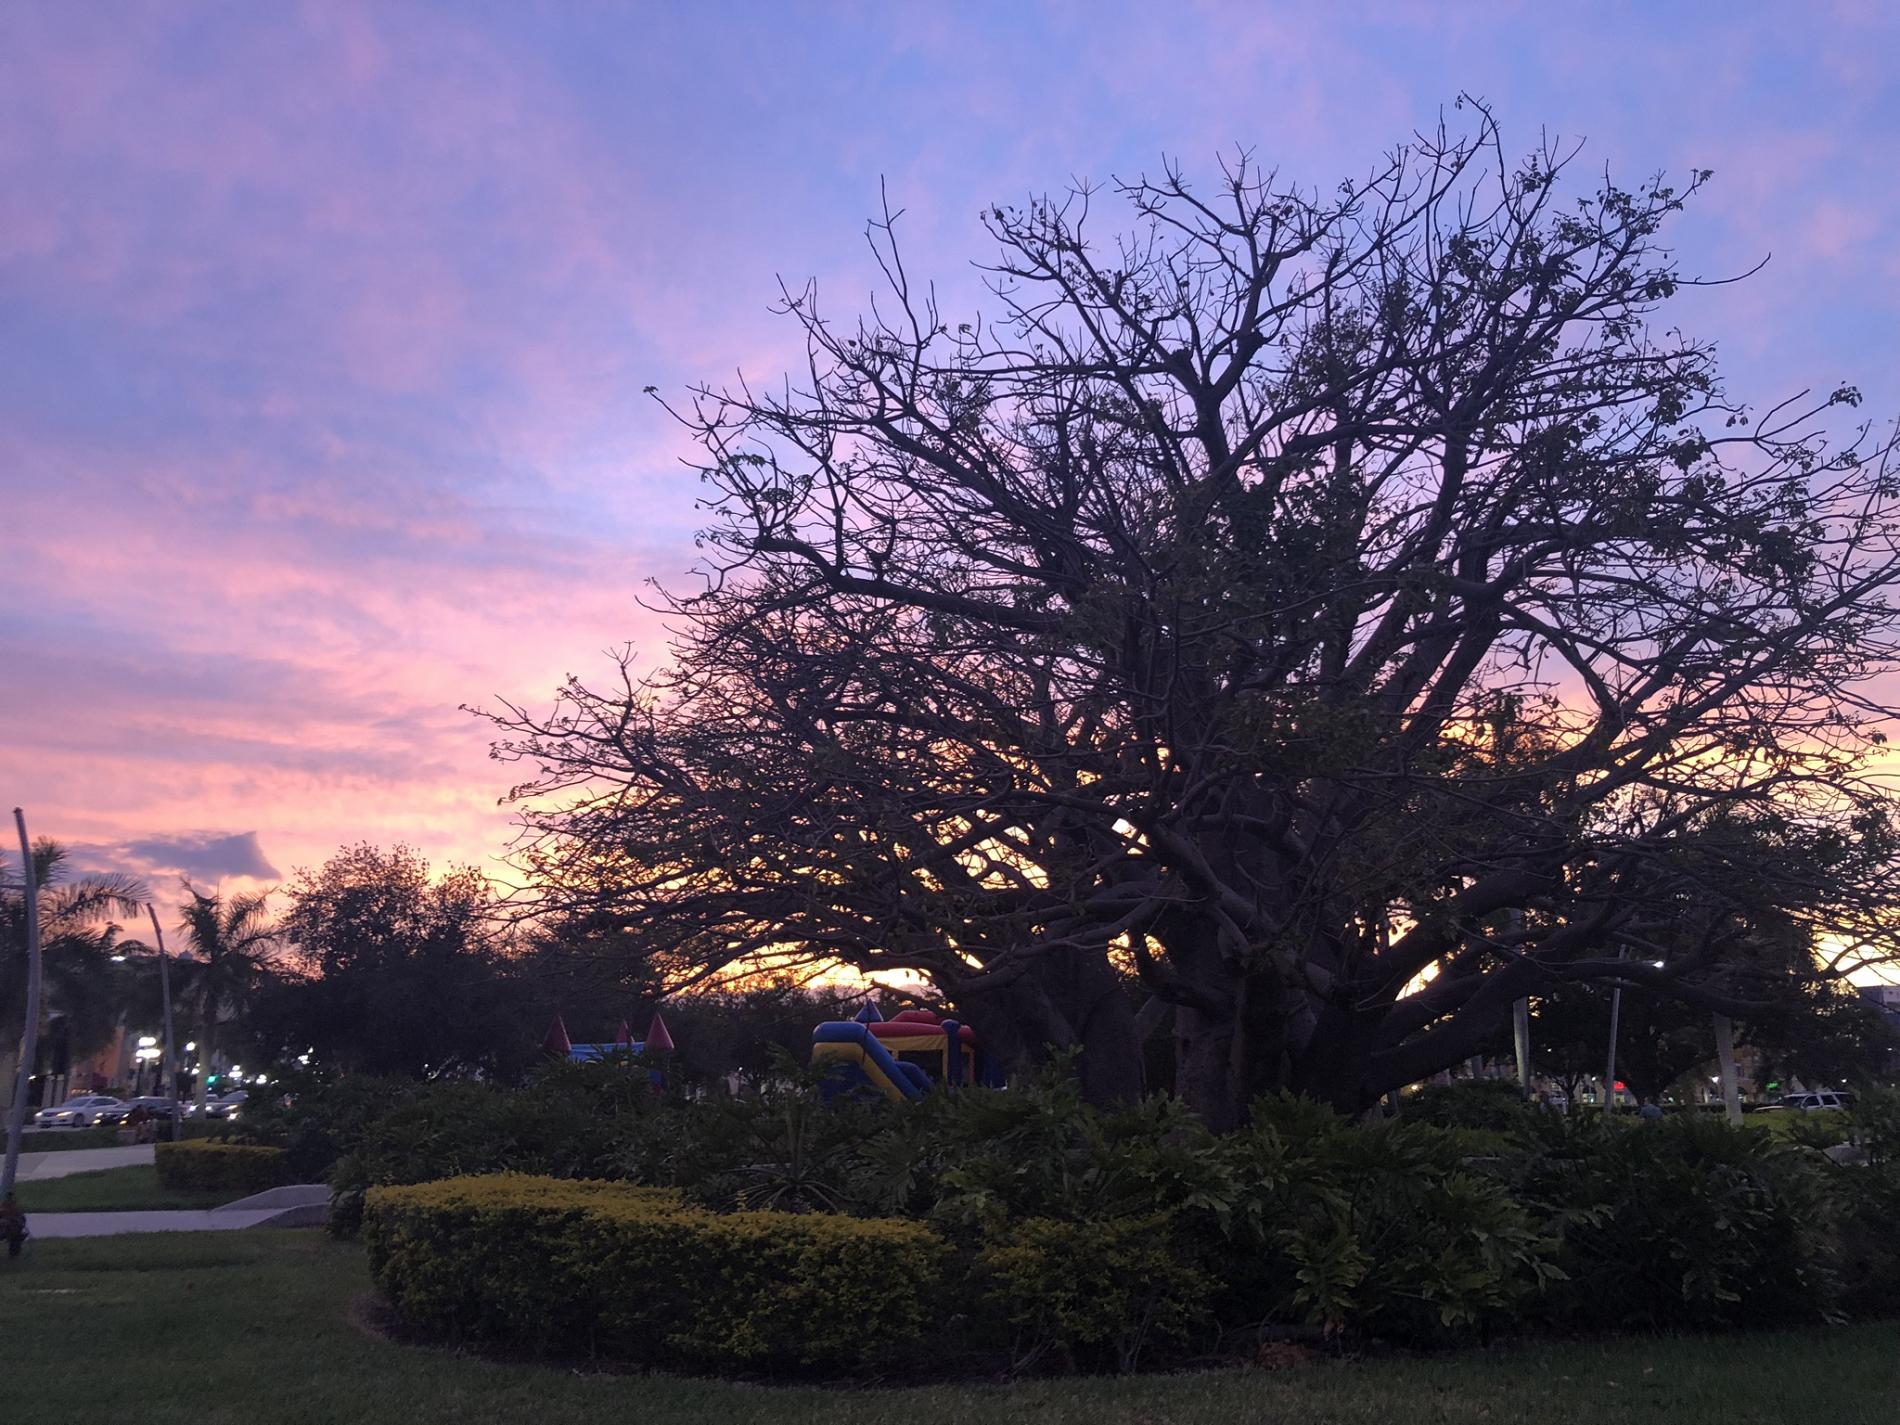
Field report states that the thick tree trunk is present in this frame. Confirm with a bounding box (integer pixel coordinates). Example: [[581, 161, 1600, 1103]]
[[958, 950, 1144, 1105], [1174, 1004, 1238, 1130]]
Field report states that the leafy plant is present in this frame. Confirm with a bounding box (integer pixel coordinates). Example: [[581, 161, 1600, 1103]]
[[1221, 1096, 1561, 1343], [1510, 1113, 1840, 1329]]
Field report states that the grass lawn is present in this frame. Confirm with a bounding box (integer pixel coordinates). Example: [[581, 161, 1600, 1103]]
[[14, 1164, 232, 1213], [0, 1232, 1893, 1425]]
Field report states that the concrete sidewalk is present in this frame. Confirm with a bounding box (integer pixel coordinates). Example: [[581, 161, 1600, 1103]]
[[23, 1185, 330, 1238], [28, 1209, 286, 1238], [15, 1144, 156, 1180]]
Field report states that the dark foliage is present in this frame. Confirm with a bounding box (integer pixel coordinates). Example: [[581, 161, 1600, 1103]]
[[482, 110, 1900, 1122], [327, 1061, 1899, 1366]]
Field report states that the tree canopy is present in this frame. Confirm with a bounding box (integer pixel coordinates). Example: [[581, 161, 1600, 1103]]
[[258, 844, 525, 1078], [2, 839, 148, 1073], [485, 108, 1900, 1122]]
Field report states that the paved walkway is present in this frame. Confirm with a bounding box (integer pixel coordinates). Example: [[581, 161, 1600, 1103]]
[[15, 1144, 156, 1180], [22, 1184, 329, 1239], [28, 1209, 285, 1238]]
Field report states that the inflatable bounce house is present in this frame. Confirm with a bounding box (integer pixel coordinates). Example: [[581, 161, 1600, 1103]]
[[811, 1003, 1002, 1102], [543, 1011, 675, 1088]]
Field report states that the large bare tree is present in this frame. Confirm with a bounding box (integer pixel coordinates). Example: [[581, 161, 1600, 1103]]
[[486, 109, 1900, 1121]]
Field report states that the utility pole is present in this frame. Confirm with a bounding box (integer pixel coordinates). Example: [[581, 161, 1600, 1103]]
[[145, 904, 182, 1142], [1602, 947, 1627, 1120], [3, 808, 46, 1250]]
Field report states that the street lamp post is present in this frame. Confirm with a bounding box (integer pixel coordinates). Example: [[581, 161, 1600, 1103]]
[[3, 809, 46, 1251], [144, 905, 182, 1143], [1602, 945, 1628, 1120]]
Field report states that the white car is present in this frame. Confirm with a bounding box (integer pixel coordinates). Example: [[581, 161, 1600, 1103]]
[[1779, 1091, 1854, 1112], [32, 1094, 127, 1129]]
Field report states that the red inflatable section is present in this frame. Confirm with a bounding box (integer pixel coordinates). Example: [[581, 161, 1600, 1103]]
[[867, 1019, 976, 1042]]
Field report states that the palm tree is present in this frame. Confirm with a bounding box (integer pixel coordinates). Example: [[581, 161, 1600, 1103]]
[[2, 841, 148, 1099], [177, 886, 276, 1116]]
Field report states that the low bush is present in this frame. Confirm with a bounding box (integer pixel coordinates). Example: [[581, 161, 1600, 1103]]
[[364, 1174, 948, 1373], [977, 1213, 1213, 1372], [1508, 1113, 1839, 1330], [333, 1060, 1900, 1376], [154, 1141, 291, 1195], [325, 1070, 653, 1235], [1832, 1162, 1900, 1315], [1847, 1083, 1900, 1163], [1399, 1078, 1545, 1135], [232, 1072, 420, 1182], [20, 1127, 121, 1152], [25, 1120, 241, 1153], [908, 1071, 1234, 1235], [1221, 1096, 1561, 1344]]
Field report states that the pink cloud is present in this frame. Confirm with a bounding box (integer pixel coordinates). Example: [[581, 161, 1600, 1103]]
[[3, 1, 1894, 897]]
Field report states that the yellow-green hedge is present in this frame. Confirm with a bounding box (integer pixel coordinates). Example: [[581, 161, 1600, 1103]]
[[153, 1140, 290, 1194], [363, 1174, 949, 1371], [977, 1214, 1214, 1372]]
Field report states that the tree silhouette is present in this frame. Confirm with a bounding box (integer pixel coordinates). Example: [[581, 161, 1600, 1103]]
[[176, 885, 276, 1114], [2, 840, 147, 1088], [487, 108, 1900, 1120]]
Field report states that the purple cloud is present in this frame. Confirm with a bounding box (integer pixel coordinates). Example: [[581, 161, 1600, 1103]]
[[1, 1, 1894, 887]]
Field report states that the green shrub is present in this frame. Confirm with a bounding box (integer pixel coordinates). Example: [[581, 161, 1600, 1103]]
[[1400, 1078, 1543, 1135], [153, 1141, 291, 1195], [21, 1122, 230, 1152], [323, 1072, 651, 1235], [1221, 1097, 1560, 1344], [232, 1072, 420, 1181], [625, 1059, 906, 1214], [21, 1127, 121, 1152], [363, 1174, 948, 1372], [321, 1060, 1900, 1370], [1848, 1083, 1900, 1164], [977, 1213, 1213, 1372], [1511, 1113, 1839, 1330], [1832, 1162, 1900, 1316], [902, 1069, 1234, 1236]]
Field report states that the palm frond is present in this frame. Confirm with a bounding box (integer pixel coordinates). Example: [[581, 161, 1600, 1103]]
[[40, 872, 151, 928]]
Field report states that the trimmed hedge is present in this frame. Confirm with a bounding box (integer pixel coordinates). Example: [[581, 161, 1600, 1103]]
[[364, 1174, 948, 1372], [154, 1141, 291, 1195], [336, 1072, 1900, 1377], [21, 1127, 121, 1152], [977, 1214, 1213, 1372], [23, 1120, 231, 1153]]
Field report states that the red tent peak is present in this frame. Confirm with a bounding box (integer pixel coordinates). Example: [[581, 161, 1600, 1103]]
[[542, 1015, 573, 1057], [644, 1010, 676, 1054]]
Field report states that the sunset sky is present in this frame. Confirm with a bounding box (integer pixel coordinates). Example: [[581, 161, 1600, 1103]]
[[4, 2, 1897, 900]]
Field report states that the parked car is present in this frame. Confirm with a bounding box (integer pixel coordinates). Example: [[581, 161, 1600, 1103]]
[[32, 1095, 127, 1129], [118, 1096, 180, 1120], [1780, 1091, 1855, 1112], [202, 1090, 249, 1120]]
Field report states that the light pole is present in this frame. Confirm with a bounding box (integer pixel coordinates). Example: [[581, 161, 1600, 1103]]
[[1602, 946, 1627, 1120], [3, 809, 46, 1250], [145, 905, 182, 1142]]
